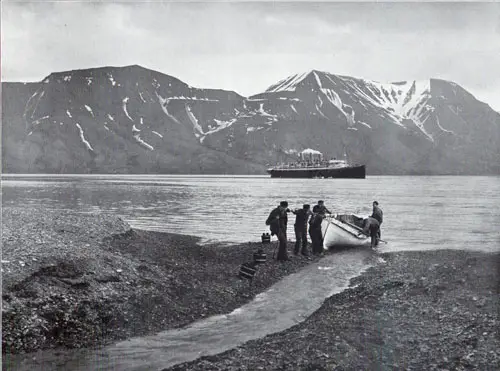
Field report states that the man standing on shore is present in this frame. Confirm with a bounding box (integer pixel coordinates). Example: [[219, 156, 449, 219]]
[[292, 204, 313, 256], [309, 209, 326, 255], [276, 201, 290, 261], [313, 200, 332, 215], [371, 201, 383, 239], [266, 201, 291, 261], [362, 216, 380, 248]]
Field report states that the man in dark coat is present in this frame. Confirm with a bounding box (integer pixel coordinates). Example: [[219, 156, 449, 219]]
[[266, 201, 290, 261], [309, 210, 325, 255], [371, 201, 383, 239], [362, 216, 380, 248], [313, 200, 332, 215], [276, 201, 290, 261], [292, 204, 312, 255]]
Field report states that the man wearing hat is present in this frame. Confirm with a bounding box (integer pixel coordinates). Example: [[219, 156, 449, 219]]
[[313, 200, 332, 215], [276, 201, 291, 261], [292, 204, 313, 255]]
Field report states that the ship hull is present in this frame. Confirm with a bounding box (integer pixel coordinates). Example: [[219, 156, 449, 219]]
[[267, 165, 365, 179]]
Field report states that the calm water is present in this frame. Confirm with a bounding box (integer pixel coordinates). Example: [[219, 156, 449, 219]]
[[2, 175, 500, 252], [2, 175, 500, 370]]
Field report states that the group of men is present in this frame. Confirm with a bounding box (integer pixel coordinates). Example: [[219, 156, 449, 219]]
[[266, 200, 332, 261], [266, 200, 384, 261]]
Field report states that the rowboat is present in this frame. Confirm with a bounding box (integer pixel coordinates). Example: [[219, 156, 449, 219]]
[[321, 214, 371, 249]]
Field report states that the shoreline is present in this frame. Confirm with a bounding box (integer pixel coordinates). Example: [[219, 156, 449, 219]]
[[165, 249, 500, 370], [2, 207, 324, 355], [3, 207, 499, 370]]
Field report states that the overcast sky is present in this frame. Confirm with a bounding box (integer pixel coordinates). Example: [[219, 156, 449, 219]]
[[2, 1, 500, 111]]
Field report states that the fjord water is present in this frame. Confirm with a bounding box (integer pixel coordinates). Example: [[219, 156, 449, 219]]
[[2, 175, 500, 253], [2, 175, 500, 370]]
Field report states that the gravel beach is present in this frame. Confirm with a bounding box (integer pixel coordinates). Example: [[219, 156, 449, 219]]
[[1, 207, 322, 355], [166, 250, 500, 371], [3, 207, 499, 371]]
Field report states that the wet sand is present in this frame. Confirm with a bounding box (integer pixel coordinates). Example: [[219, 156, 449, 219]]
[[166, 249, 500, 371]]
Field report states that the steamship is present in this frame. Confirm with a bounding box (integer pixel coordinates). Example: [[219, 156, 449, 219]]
[[267, 149, 366, 179]]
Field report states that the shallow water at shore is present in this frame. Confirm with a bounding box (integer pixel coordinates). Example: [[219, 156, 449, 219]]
[[3, 175, 500, 252]]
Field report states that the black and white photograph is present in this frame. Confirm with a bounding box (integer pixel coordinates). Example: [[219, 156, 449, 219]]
[[2, 1, 499, 369]]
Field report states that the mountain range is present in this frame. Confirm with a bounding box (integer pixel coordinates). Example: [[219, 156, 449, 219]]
[[3, 64, 500, 174]]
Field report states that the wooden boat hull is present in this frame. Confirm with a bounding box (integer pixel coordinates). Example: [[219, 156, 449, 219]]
[[267, 165, 366, 179], [321, 215, 371, 249]]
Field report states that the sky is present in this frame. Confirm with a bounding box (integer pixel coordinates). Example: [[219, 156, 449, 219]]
[[2, 1, 500, 111]]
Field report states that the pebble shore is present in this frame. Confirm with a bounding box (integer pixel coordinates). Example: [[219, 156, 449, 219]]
[[165, 249, 500, 370], [3, 207, 498, 371], [2, 207, 321, 356]]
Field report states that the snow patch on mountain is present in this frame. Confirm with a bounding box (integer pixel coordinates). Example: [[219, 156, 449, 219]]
[[208, 118, 237, 135], [185, 105, 203, 134], [107, 114, 114, 122], [152, 131, 163, 138], [66, 110, 73, 118], [140, 117, 144, 125], [108, 74, 117, 86], [266, 72, 308, 92], [133, 134, 154, 151], [336, 76, 432, 133], [358, 121, 372, 129], [411, 113, 434, 142], [86, 77, 93, 86], [132, 125, 140, 133], [257, 103, 278, 120], [63, 76, 71, 82], [123, 97, 133, 121], [315, 104, 329, 119], [318, 80, 355, 125], [156, 92, 182, 125], [25, 90, 44, 119], [32, 116, 50, 125], [246, 126, 265, 133], [75, 123, 94, 151], [139, 92, 146, 103], [435, 116, 455, 134], [168, 96, 219, 102], [84, 105, 94, 117], [290, 104, 298, 114], [268, 71, 437, 136]]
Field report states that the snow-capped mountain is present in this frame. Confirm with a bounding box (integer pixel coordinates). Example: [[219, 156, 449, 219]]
[[3, 65, 500, 174]]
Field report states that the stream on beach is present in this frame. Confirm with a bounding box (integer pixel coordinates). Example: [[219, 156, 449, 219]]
[[2, 175, 500, 370]]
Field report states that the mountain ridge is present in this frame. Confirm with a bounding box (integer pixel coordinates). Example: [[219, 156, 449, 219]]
[[2, 64, 500, 175]]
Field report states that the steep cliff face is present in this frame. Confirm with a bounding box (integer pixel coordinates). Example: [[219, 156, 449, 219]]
[[3, 65, 499, 174]]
